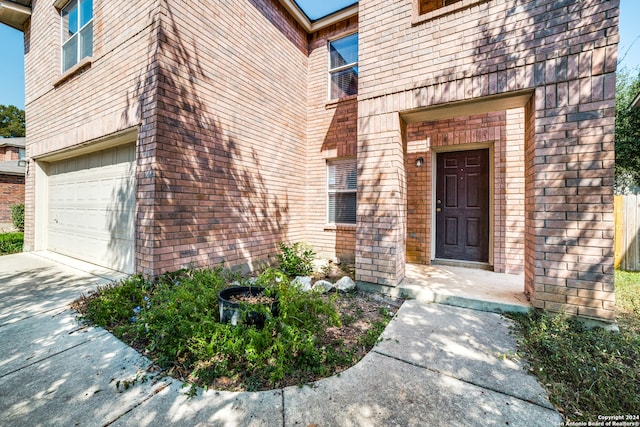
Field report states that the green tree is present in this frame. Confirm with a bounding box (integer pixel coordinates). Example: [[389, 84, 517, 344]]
[[615, 67, 640, 193], [0, 105, 25, 138]]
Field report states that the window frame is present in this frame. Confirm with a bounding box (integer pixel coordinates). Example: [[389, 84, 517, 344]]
[[413, 0, 490, 24], [60, 0, 94, 73], [18, 148, 26, 160], [327, 32, 359, 100], [327, 158, 357, 225]]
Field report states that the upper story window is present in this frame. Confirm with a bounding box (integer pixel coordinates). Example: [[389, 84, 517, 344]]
[[18, 148, 26, 160], [420, 0, 462, 14], [61, 0, 93, 72], [329, 33, 358, 100]]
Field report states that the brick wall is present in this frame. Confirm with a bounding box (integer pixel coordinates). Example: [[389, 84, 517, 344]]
[[305, 18, 359, 262], [357, 0, 618, 321], [0, 147, 20, 161], [23, 0, 159, 251], [141, 0, 309, 274], [0, 175, 25, 223], [405, 110, 525, 274]]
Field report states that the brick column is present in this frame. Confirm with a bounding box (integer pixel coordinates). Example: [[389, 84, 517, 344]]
[[356, 105, 407, 287]]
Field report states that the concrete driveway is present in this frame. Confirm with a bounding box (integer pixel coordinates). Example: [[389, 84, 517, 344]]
[[0, 252, 562, 426]]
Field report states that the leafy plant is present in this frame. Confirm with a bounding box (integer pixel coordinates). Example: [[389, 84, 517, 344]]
[[276, 242, 315, 277], [0, 232, 23, 255], [10, 203, 24, 232], [615, 67, 640, 192], [75, 266, 390, 392]]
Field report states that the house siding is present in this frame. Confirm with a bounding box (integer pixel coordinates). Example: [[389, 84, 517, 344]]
[[20, 0, 620, 322], [356, 0, 618, 320], [406, 110, 525, 274], [23, 0, 160, 252], [0, 174, 25, 223], [305, 18, 359, 262], [143, 0, 309, 274]]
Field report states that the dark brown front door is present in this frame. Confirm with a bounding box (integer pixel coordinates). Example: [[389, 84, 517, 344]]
[[435, 149, 489, 262]]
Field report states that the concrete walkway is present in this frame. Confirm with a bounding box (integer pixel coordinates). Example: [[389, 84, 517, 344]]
[[0, 253, 562, 426]]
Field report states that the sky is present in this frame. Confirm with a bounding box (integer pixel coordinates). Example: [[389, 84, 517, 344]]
[[0, 0, 639, 109], [295, 0, 357, 21]]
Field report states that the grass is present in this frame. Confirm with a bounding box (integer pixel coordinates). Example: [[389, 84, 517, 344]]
[[74, 267, 392, 393], [508, 270, 640, 422], [0, 232, 23, 255]]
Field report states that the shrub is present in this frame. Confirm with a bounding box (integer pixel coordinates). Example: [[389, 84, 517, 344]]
[[79, 267, 347, 391], [10, 203, 24, 231], [0, 232, 23, 255], [276, 242, 315, 277]]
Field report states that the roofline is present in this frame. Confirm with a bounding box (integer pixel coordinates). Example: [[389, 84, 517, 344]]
[[0, 137, 26, 148], [0, 0, 31, 31], [278, 0, 358, 33], [0, 169, 25, 176], [0, 0, 357, 34]]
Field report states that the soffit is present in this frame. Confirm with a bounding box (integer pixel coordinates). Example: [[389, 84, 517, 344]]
[[401, 91, 534, 123], [278, 0, 358, 33], [0, 0, 31, 31]]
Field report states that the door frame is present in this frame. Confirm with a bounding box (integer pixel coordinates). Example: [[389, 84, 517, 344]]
[[430, 142, 494, 267]]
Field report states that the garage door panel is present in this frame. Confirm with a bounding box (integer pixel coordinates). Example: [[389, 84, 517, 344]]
[[47, 144, 135, 274]]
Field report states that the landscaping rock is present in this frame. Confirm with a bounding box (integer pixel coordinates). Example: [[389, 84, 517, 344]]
[[292, 276, 312, 292], [335, 276, 356, 292], [330, 257, 341, 265], [312, 280, 334, 294], [312, 259, 330, 273]]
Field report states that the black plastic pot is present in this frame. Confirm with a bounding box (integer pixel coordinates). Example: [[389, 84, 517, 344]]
[[218, 286, 278, 328]]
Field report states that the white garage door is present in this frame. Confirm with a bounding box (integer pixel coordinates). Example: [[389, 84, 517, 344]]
[[47, 144, 135, 273]]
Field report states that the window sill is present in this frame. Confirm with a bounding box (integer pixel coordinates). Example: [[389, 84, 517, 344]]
[[324, 224, 357, 231], [412, 0, 489, 25], [325, 94, 358, 110], [53, 57, 93, 88]]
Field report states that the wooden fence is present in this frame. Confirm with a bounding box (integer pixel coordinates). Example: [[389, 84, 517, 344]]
[[615, 194, 640, 271]]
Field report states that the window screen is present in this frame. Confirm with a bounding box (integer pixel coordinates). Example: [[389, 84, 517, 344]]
[[328, 159, 357, 224]]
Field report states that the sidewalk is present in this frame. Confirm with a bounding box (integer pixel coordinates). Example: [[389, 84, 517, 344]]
[[0, 253, 562, 426]]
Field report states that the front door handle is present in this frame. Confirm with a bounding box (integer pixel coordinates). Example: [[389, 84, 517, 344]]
[[436, 208, 442, 212]]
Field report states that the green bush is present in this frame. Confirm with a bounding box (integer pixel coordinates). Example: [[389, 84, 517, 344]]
[[10, 203, 24, 232], [276, 242, 315, 277], [0, 232, 23, 255], [81, 267, 347, 391]]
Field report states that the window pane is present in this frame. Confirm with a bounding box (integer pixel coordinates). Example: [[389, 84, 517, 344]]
[[62, 35, 78, 72], [328, 160, 357, 191], [329, 193, 357, 224], [19, 148, 26, 160], [62, 0, 78, 41], [80, 0, 93, 27], [330, 67, 358, 99], [80, 22, 93, 59], [329, 33, 358, 69]]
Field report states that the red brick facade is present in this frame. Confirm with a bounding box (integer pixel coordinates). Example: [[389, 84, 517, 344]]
[[0, 144, 25, 223], [20, 0, 619, 321], [0, 174, 25, 223]]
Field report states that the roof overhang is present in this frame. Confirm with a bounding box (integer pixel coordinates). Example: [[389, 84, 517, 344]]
[[278, 0, 358, 33], [0, 137, 26, 148], [0, 0, 31, 31]]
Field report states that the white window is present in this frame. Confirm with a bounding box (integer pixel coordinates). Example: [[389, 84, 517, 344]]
[[327, 159, 357, 224], [328, 33, 358, 99], [61, 0, 93, 72]]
